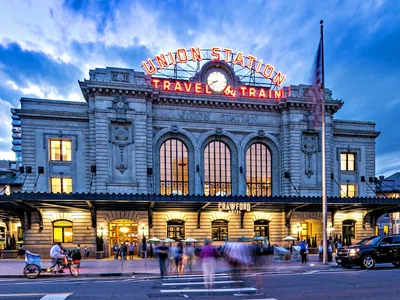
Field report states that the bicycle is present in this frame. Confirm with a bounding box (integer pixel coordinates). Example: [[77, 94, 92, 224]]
[[23, 250, 79, 279]]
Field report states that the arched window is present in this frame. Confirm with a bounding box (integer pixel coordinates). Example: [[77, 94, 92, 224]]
[[212, 219, 228, 241], [254, 220, 270, 238], [246, 143, 272, 196], [204, 141, 231, 196], [160, 139, 189, 195], [167, 220, 185, 240], [53, 220, 73, 243], [342, 220, 355, 239]]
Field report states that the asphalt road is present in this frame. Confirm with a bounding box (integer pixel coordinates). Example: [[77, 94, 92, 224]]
[[0, 266, 399, 300]]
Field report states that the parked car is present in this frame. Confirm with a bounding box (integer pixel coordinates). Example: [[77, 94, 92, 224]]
[[336, 235, 400, 270]]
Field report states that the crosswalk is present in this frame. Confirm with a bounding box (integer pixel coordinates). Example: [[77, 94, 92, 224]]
[[148, 272, 278, 299]]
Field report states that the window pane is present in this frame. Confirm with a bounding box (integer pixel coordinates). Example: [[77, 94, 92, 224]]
[[340, 153, 347, 171], [340, 185, 347, 198], [50, 140, 61, 161], [246, 143, 272, 196], [51, 178, 62, 193], [54, 220, 72, 227], [64, 227, 73, 243], [62, 178, 73, 194], [348, 153, 355, 171], [53, 228, 63, 243], [62, 140, 72, 161]]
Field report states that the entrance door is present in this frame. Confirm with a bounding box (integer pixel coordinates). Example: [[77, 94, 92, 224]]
[[109, 221, 138, 254]]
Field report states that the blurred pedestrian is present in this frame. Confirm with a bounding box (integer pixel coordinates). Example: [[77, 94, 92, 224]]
[[157, 242, 169, 278], [200, 238, 217, 291], [185, 242, 195, 272], [83, 246, 89, 259], [129, 242, 135, 259], [121, 242, 127, 260], [300, 239, 308, 264], [176, 241, 184, 276], [113, 243, 119, 260]]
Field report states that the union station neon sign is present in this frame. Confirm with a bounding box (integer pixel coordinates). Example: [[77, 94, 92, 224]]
[[142, 47, 286, 86]]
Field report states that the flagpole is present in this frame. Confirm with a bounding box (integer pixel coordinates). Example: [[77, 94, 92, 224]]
[[320, 20, 328, 264]]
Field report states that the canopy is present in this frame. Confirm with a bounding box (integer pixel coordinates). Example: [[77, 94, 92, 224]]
[[163, 238, 175, 243], [148, 237, 161, 243], [185, 237, 198, 242], [253, 236, 265, 241], [239, 236, 249, 242], [282, 236, 297, 241]]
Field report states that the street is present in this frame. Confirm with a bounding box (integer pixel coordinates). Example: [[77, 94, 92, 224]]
[[0, 266, 399, 300]]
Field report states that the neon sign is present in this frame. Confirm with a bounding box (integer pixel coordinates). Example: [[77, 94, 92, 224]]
[[151, 79, 286, 99], [142, 47, 286, 86]]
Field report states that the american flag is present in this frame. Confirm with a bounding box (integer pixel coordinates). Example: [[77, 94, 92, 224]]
[[309, 39, 323, 128]]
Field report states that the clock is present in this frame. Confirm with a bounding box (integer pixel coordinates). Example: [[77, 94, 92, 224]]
[[207, 71, 227, 92]]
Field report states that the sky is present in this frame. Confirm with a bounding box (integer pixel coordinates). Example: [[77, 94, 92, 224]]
[[0, 0, 399, 177]]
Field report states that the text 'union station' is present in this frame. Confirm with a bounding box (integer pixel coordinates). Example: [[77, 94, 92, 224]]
[[1, 49, 398, 258]]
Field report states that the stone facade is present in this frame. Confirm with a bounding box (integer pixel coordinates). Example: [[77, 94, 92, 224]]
[[12, 66, 380, 256]]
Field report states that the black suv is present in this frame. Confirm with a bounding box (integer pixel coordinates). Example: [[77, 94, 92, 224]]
[[336, 235, 400, 270]]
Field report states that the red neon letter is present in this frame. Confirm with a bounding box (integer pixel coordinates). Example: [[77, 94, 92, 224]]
[[176, 48, 188, 63], [223, 48, 233, 62], [211, 47, 220, 60], [155, 54, 169, 69], [268, 89, 272, 98], [255, 59, 263, 73], [240, 86, 247, 97], [163, 80, 171, 91], [152, 79, 161, 88], [174, 81, 182, 92], [274, 89, 283, 98], [195, 83, 202, 94], [167, 52, 176, 65], [249, 87, 256, 98], [205, 84, 212, 95], [247, 55, 257, 69], [191, 46, 202, 62], [272, 72, 286, 86], [258, 88, 266, 98], [233, 51, 245, 67], [141, 59, 157, 75], [262, 64, 274, 79], [184, 82, 192, 92]]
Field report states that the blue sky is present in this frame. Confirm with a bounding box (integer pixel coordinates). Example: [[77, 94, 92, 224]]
[[0, 0, 399, 176]]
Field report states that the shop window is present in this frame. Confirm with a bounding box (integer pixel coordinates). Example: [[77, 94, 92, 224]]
[[50, 139, 72, 161], [254, 220, 270, 238], [212, 219, 228, 241], [167, 220, 185, 240], [204, 141, 231, 196], [340, 184, 356, 198], [51, 177, 72, 194], [342, 220, 355, 239], [246, 143, 272, 196], [340, 153, 355, 171], [160, 139, 189, 195], [17, 226, 23, 242], [53, 220, 73, 243]]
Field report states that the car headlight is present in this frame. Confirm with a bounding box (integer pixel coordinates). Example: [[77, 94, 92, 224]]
[[349, 248, 359, 255]]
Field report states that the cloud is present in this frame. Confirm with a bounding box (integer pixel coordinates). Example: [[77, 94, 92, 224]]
[[0, 98, 13, 158], [377, 151, 400, 177]]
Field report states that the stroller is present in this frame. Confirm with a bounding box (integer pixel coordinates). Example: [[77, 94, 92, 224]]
[[69, 249, 82, 268]]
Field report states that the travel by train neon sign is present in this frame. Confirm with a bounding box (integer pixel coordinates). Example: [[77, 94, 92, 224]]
[[142, 46, 287, 86]]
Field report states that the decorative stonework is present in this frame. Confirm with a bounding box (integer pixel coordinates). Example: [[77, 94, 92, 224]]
[[252, 212, 273, 222], [164, 211, 187, 222], [111, 71, 130, 83], [209, 211, 231, 222], [301, 132, 319, 179], [110, 124, 133, 175], [109, 96, 133, 121]]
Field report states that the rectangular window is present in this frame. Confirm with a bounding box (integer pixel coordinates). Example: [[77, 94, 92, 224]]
[[340, 184, 356, 198], [51, 177, 72, 194], [53, 220, 73, 243], [340, 153, 355, 171], [50, 140, 72, 161]]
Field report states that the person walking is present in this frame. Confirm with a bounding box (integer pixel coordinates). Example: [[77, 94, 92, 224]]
[[175, 241, 184, 276], [113, 243, 119, 260], [129, 242, 135, 259], [200, 238, 217, 292], [121, 242, 127, 260], [83, 246, 89, 259], [299, 239, 308, 265], [184, 242, 195, 272], [157, 241, 169, 278]]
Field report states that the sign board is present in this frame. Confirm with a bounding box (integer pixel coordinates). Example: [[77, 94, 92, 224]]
[[218, 202, 251, 213]]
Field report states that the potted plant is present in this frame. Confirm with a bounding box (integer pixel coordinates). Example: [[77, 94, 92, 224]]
[[95, 236, 105, 259], [2, 235, 18, 258]]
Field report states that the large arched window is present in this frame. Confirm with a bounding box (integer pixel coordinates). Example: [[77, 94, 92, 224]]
[[246, 143, 272, 196], [212, 219, 228, 241], [53, 220, 73, 243], [160, 139, 189, 195], [254, 220, 270, 238], [204, 141, 231, 196], [167, 220, 185, 240]]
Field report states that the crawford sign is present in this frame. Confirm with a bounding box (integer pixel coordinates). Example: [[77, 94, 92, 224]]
[[142, 46, 286, 86], [218, 202, 251, 213]]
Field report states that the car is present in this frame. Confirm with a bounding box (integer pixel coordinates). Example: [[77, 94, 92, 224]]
[[336, 234, 400, 270]]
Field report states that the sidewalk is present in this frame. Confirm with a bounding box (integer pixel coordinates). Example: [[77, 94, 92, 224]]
[[0, 254, 339, 278]]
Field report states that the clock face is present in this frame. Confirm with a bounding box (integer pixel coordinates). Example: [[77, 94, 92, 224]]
[[207, 71, 227, 92]]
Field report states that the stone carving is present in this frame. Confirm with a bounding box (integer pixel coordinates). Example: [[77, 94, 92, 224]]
[[171, 125, 178, 132], [110, 124, 133, 175], [109, 96, 133, 122], [301, 133, 318, 179], [258, 130, 265, 137], [111, 72, 130, 83], [216, 128, 223, 135]]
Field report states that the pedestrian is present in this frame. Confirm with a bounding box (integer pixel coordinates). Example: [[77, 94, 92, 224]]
[[175, 241, 184, 276], [336, 240, 342, 254], [83, 246, 89, 259], [121, 242, 127, 260], [129, 242, 134, 259], [299, 239, 308, 265], [150, 243, 154, 258], [184, 242, 195, 272], [113, 243, 119, 260], [157, 241, 169, 278], [199, 238, 217, 291]]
